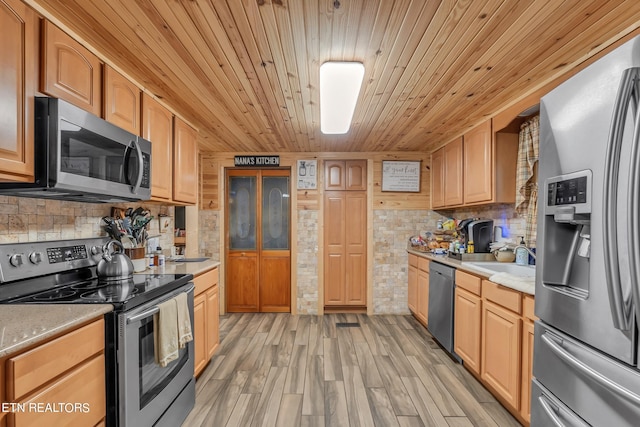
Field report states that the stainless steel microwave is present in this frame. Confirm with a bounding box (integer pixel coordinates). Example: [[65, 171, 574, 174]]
[[0, 97, 151, 203]]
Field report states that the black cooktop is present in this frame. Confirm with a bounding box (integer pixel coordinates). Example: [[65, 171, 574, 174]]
[[0, 270, 193, 311]]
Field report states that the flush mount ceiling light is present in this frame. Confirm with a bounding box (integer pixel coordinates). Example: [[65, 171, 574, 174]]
[[320, 61, 365, 134]]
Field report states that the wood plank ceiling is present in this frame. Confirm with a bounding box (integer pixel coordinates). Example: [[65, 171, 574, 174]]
[[30, 0, 640, 153]]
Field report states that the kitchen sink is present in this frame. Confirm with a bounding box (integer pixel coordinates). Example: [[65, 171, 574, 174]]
[[464, 261, 536, 277]]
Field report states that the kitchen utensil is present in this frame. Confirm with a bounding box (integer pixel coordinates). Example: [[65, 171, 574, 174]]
[[97, 240, 134, 280]]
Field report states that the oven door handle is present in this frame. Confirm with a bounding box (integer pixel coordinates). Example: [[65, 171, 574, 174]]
[[126, 284, 195, 324]]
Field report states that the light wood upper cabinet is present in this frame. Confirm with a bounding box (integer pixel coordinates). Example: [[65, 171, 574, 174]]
[[346, 160, 367, 190], [104, 65, 140, 134], [325, 160, 345, 190], [444, 138, 464, 206], [173, 117, 198, 204], [142, 94, 173, 201], [463, 119, 518, 205], [430, 148, 445, 208], [0, 0, 36, 182], [324, 159, 367, 191], [463, 121, 493, 203], [431, 137, 463, 208], [41, 20, 102, 116]]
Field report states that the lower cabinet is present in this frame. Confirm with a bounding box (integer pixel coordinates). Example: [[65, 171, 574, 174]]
[[193, 267, 220, 377], [520, 295, 536, 423], [454, 287, 482, 375], [416, 267, 429, 325], [481, 299, 522, 410], [452, 270, 535, 426], [408, 254, 418, 313], [2, 319, 106, 426], [407, 254, 429, 327]]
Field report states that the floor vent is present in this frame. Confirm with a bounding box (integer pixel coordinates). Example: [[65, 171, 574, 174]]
[[336, 322, 360, 328]]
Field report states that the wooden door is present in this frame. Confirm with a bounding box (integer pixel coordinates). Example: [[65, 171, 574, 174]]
[[142, 94, 173, 201], [324, 191, 346, 305], [324, 191, 367, 307], [0, 0, 36, 182], [259, 171, 291, 312], [173, 117, 198, 204], [41, 20, 102, 116], [454, 287, 482, 375], [481, 300, 522, 410], [464, 120, 493, 204], [431, 148, 445, 208], [104, 65, 140, 134], [345, 192, 367, 304], [226, 169, 290, 313], [444, 137, 464, 206]]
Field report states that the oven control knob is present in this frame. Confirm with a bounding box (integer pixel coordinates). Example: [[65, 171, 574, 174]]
[[90, 246, 101, 255], [9, 253, 24, 267], [28, 252, 43, 265]]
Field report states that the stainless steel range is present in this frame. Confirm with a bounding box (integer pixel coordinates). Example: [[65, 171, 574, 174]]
[[0, 237, 196, 427]]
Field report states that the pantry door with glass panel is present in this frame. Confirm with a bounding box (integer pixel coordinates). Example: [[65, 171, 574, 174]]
[[226, 169, 291, 312]]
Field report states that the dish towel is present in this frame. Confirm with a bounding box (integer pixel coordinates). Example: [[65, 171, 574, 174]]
[[154, 298, 179, 367], [176, 292, 193, 348], [515, 115, 540, 247]]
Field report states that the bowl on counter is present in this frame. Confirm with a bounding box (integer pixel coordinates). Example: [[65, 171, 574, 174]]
[[494, 250, 516, 263]]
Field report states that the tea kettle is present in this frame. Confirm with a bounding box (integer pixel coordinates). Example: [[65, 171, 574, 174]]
[[97, 240, 134, 280]]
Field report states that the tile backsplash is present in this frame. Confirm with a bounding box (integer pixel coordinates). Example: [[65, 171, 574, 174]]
[[0, 196, 175, 249], [437, 204, 529, 244]]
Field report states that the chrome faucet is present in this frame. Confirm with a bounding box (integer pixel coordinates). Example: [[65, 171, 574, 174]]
[[513, 243, 537, 260]]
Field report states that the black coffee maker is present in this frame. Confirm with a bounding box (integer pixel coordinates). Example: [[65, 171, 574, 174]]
[[458, 218, 494, 253]]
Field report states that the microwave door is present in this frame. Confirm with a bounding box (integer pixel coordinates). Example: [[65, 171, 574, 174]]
[[56, 119, 145, 200]]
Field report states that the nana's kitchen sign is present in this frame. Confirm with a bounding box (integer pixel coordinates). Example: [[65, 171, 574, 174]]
[[234, 155, 280, 167]]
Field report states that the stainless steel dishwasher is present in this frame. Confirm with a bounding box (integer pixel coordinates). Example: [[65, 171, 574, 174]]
[[427, 261, 461, 361]]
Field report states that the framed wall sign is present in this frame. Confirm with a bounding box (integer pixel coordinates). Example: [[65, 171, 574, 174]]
[[296, 160, 317, 189], [381, 160, 421, 192]]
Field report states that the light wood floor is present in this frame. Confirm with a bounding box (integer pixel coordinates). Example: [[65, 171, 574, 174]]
[[184, 313, 521, 427]]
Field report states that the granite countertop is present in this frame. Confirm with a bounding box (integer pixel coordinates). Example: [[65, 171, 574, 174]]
[[0, 304, 113, 358], [407, 248, 535, 295], [142, 258, 220, 277]]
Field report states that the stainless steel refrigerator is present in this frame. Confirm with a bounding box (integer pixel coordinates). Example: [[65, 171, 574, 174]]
[[533, 35, 640, 426]]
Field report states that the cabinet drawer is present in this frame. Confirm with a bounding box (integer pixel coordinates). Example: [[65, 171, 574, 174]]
[[482, 280, 522, 314], [408, 253, 418, 268], [10, 354, 106, 427], [194, 267, 219, 296], [523, 294, 536, 321], [6, 319, 104, 401], [417, 257, 430, 272], [456, 270, 482, 295]]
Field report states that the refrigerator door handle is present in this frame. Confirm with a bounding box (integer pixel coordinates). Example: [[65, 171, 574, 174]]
[[541, 333, 640, 406], [603, 67, 639, 331], [537, 395, 565, 427], [629, 90, 640, 327]]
